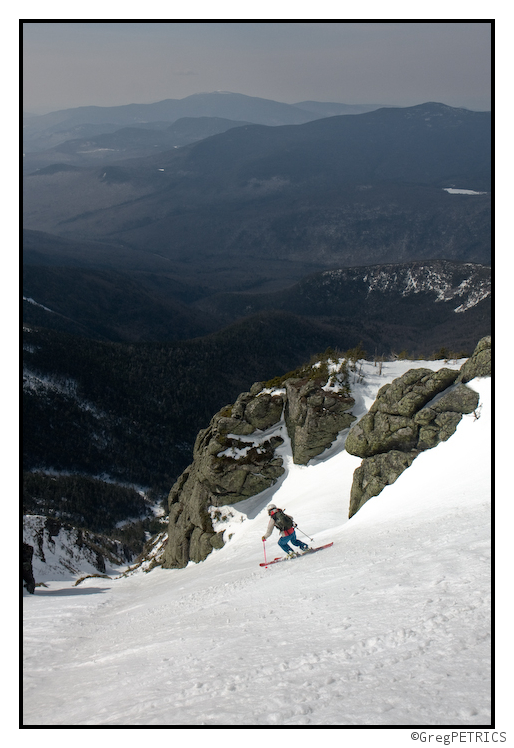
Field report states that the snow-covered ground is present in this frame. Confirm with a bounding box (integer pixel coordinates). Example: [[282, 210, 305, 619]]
[[443, 188, 488, 195], [22, 360, 494, 729]]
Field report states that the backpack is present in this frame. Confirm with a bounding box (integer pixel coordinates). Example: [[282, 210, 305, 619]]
[[272, 508, 294, 532]]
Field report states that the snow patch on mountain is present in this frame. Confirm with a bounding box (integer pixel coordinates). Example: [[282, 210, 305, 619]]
[[23, 367, 79, 398], [443, 187, 488, 195], [24, 515, 127, 581], [23, 296, 55, 313]]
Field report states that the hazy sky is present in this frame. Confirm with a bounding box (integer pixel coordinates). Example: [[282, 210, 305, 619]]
[[22, 21, 491, 114]]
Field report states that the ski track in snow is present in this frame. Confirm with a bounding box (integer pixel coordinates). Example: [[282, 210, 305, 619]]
[[23, 362, 491, 727]]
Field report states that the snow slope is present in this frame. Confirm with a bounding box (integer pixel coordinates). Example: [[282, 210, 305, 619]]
[[23, 360, 492, 728], [23, 515, 127, 581]]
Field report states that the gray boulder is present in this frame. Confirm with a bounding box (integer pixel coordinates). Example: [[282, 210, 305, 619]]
[[349, 450, 418, 517], [245, 392, 284, 430], [414, 384, 479, 449], [457, 335, 491, 383], [346, 344, 485, 518], [285, 378, 356, 464], [345, 368, 459, 459]]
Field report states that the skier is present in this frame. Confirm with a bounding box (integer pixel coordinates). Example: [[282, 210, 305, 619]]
[[262, 504, 309, 557]]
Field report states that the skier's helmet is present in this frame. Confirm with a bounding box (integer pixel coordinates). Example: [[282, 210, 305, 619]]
[[267, 504, 277, 514]]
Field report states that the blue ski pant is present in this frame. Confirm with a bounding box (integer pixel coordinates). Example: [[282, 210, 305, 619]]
[[278, 530, 308, 553]]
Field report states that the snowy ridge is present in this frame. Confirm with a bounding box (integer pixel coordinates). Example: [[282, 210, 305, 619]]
[[362, 266, 490, 311], [23, 359, 491, 726], [321, 262, 490, 313]]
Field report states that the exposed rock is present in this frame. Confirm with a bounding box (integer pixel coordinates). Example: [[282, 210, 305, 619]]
[[22, 542, 36, 594], [164, 371, 356, 568], [349, 451, 418, 517], [285, 378, 356, 464], [457, 335, 491, 383], [346, 338, 488, 518], [216, 386, 284, 434], [245, 392, 284, 430], [345, 368, 459, 458], [164, 388, 286, 568], [414, 384, 479, 449]]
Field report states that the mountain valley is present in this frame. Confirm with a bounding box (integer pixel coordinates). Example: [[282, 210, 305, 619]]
[[24, 102, 491, 292], [22, 95, 491, 564]]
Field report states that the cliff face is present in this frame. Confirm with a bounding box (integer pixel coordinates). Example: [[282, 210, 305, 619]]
[[164, 385, 287, 568], [163, 366, 356, 568], [22, 515, 131, 585], [345, 337, 491, 517]]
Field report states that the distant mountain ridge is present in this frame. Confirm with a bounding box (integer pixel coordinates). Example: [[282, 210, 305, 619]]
[[193, 260, 491, 328], [22, 117, 256, 175], [23, 92, 355, 153], [23, 103, 491, 291], [293, 101, 386, 116]]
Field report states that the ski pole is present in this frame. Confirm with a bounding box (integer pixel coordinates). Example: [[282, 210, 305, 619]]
[[295, 525, 314, 542], [262, 538, 267, 565]]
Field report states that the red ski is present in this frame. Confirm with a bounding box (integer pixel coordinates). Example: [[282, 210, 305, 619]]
[[260, 542, 333, 567]]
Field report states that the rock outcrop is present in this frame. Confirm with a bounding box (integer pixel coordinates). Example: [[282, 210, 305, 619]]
[[456, 335, 491, 383], [348, 450, 420, 518], [164, 385, 287, 568], [346, 337, 490, 518], [164, 373, 356, 568], [345, 367, 462, 458], [285, 379, 356, 464]]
